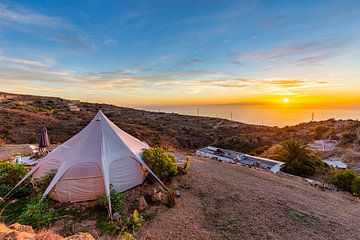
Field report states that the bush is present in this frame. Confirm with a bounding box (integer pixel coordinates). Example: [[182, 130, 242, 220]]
[[33, 170, 57, 193], [341, 132, 357, 144], [314, 125, 330, 139], [97, 218, 119, 236], [19, 195, 57, 229], [352, 176, 360, 196], [98, 186, 125, 213], [0, 162, 29, 197], [142, 148, 177, 179], [332, 169, 357, 192], [277, 140, 326, 177]]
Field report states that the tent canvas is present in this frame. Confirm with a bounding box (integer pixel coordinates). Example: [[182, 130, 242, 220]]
[[13, 110, 164, 214]]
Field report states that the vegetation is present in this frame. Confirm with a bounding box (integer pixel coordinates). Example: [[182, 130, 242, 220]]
[[177, 157, 190, 175], [19, 195, 57, 229], [98, 186, 126, 213], [340, 131, 357, 144], [352, 176, 360, 196], [97, 218, 119, 236], [314, 125, 330, 139], [142, 148, 177, 179], [126, 210, 144, 233], [0, 138, 5, 147], [277, 140, 326, 177], [332, 169, 357, 193], [32, 170, 57, 193], [0, 161, 30, 197]]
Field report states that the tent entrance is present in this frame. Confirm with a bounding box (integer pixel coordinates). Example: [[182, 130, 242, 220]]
[[51, 162, 105, 202]]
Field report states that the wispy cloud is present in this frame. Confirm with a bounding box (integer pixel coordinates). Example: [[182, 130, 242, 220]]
[[0, 3, 73, 29]]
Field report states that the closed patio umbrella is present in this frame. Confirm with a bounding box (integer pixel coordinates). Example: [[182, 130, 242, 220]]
[[39, 127, 50, 156]]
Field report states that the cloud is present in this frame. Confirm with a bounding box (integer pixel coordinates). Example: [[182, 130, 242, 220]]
[[245, 36, 352, 62], [0, 3, 73, 29]]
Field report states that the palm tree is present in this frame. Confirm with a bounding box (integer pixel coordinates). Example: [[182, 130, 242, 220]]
[[277, 140, 323, 177]]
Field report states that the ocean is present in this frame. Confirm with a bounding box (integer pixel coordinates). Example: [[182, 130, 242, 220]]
[[141, 104, 360, 127]]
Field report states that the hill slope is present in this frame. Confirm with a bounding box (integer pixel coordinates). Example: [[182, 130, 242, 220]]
[[138, 156, 360, 240]]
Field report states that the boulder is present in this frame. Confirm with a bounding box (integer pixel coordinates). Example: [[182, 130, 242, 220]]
[[2, 231, 34, 240], [9, 223, 34, 233], [138, 196, 148, 211], [151, 192, 163, 202]]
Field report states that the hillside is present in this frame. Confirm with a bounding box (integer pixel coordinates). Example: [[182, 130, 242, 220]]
[[1, 92, 359, 155], [138, 156, 360, 240]]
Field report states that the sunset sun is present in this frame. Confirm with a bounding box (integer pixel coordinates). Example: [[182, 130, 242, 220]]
[[283, 98, 289, 103]]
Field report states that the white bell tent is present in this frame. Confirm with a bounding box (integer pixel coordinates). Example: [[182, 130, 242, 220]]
[[13, 110, 163, 213]]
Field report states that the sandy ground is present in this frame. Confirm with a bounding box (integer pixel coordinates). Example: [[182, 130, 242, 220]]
[[137, 156, 360, 240]]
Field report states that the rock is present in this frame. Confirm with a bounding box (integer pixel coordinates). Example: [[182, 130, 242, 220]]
[[151, 192, 163, 202], [138, 196, 148, 211], [2, 231, 34, 240], [8, 223, 34, 233], [112, 211, 123, 220], [65, 232, 94, 240], [175, 190, 181, 198]]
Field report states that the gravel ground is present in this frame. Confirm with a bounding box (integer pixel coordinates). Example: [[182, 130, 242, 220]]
[[137, 156, 360, 240]]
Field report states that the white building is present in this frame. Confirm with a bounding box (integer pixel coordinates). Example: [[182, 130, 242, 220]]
[[323, 157, 347, 169], [196, 146, 285, 173]]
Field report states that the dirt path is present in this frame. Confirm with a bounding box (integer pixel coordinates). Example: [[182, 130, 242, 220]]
[[137, 156, 360, 240]]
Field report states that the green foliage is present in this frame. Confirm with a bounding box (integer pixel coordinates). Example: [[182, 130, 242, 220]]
[[98, 186, 125, 212], [33, 170, 57, 193], [97, 218, 118, 236], [126, 210, 144, 233], [0, 162, 29, 197], [121, 232, 134, 240], [251, 145, 270, 155], [341, 131, 357, 144], [277, 140, 325, 177], [142, 148, 177, 179], [19, 195, 57, 229], [352, 176, 360, 196], [332, 169, 357, 192]]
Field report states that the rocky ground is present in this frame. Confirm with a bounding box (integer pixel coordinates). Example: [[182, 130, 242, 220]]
[[137, 156, 360, 240]]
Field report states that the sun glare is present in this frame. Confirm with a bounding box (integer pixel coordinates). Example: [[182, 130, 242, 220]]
[[283, 98, 289, 103]]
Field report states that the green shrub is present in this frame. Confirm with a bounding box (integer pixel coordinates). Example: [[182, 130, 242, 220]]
[[0, 162, 29, 197], [98, 186, 125, 213], [314, 125, 330, 139], [142, 148, 177, 179], [332, 169, 357, 192], [97, 218, 118, 236], [19, 195, 57, 229], [33, 170, 57, 193], [341, 132, 357, 144], [126, 210, 144, 233], [352, 176, 360, 196]]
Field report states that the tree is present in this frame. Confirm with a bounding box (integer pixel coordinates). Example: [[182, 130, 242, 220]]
[[277, 140, 325, 177]]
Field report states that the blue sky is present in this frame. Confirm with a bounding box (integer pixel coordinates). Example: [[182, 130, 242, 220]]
[[0, 0, 359, 106]]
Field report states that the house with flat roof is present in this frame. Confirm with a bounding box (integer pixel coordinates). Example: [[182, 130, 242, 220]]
[[196, 146, 285, 173]]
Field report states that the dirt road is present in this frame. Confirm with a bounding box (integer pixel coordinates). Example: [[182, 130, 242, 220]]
[[137, 156, 360, 240]]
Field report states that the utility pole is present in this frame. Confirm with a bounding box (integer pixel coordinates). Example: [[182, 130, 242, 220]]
[[312, 112, 315, 121]]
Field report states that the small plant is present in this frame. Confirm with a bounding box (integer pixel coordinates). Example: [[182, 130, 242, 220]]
[[126, 210, 144, 233], [332, 169, 357, 193], [352, 176, 360, 196], [97, 218, 119, 236], [19, 195, 57, 229], [121, 232, 134, 240], [33, 170, 57, 193], [142, 148, 177, 179], [98, 186, 125, 212], [177, 157, 190, 175]]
